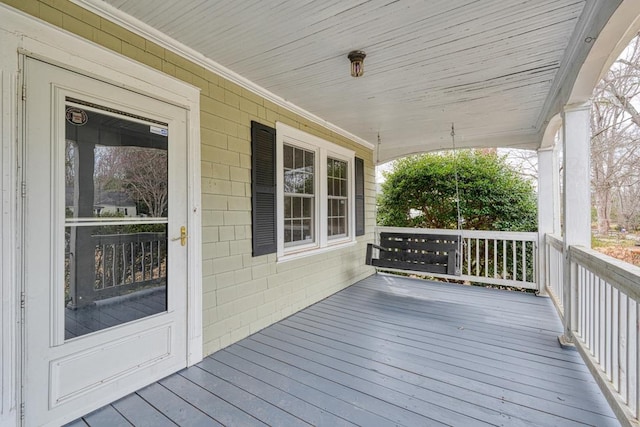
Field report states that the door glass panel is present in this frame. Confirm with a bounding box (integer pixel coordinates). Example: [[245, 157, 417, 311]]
[[64, 99, 169, 340]]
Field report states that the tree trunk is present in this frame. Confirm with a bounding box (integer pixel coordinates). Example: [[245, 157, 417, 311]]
[[594, 187, 611, 235]]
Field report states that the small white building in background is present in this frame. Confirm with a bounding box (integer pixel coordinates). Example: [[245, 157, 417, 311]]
[[94, 191, 138, 217]]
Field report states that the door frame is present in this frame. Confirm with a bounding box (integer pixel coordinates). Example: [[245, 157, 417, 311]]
[[0, 5, 202, 426]]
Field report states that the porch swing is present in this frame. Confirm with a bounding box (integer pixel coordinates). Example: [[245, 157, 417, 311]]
[[366, 124, 462, 276]]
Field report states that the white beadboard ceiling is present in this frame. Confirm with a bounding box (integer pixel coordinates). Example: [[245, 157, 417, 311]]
[[87, 0, 620, 162]]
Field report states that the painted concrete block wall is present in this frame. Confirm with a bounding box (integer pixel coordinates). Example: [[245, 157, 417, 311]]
[[4, 0, 376, 356]]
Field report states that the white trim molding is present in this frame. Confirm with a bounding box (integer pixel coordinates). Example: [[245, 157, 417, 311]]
[[0, 24, 20, 427]]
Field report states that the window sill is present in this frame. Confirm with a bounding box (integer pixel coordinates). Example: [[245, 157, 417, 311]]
[[277, 240, 357, 264]]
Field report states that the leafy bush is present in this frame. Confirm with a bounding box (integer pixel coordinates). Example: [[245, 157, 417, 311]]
[[377, 151, 537, 232]]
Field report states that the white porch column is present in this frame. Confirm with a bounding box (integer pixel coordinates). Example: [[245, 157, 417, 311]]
[[560, 102, 591, 344], [537, 145, 560, 296]]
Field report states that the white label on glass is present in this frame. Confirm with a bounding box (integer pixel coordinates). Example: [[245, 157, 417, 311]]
[[150, 126, 168, 137]]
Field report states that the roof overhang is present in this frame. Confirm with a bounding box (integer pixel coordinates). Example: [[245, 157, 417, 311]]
[[76, 0, 637, 162]]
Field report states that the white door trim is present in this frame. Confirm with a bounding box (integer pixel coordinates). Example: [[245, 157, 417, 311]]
[[0, 5, 202, 426]]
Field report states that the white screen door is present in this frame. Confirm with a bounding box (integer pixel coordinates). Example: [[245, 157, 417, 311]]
[[22, 58, 189, 427]]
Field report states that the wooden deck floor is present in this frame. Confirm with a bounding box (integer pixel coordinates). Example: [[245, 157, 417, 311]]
[[66, 274, 619, 426], [65, 287, 166, 339]]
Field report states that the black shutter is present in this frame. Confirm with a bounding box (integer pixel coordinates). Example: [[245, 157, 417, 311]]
[[251, 121, 277, 256], [355, 157, 365, 236]]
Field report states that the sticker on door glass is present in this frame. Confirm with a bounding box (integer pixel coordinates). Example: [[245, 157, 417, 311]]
[[65, 107, 88, 126], [150, 126, 168, 137]]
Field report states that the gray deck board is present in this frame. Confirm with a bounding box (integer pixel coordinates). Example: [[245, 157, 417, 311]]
[[136, 383, 223, 427], [158, 373, 268, 426], [179, 365, 315, 427], [111, 393, 177, 427], [81, 405, 133, 427], [72, 273, 620, 427], [63, 419, 90, 427]]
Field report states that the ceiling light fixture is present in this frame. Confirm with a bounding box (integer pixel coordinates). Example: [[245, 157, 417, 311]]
[[348, 50, 366, 77]]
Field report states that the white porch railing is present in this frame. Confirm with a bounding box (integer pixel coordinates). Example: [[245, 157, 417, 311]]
[[544, 236, 640, 426], [375, 227, 539, 290], [66, 232, 167, 307], [545, 234, 565, 312]]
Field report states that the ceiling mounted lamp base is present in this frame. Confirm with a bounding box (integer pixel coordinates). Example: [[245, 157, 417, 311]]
[[348, 50, 366, 77]]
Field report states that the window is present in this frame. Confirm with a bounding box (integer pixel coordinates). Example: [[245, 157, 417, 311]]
[[283, 144, 315, 247], [276, 122, 355, 258], [327, 158, 348, 239]]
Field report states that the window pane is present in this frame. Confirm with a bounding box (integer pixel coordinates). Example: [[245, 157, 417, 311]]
[[302, 219, 312, 241], [284, 170, 295, 193], [305, 150, 314, 168], [295, 147, 303, 169], [303, 172, 314, 194], [293, 220, 300, 242], [292, 196, 301, 217], [284, 145, 293, 169], [284, 196, 292, 219], [284, 221, 292, 243], [303, 197, 312, 217]]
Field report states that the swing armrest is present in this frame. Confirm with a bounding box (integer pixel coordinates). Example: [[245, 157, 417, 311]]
[[365, 243, 389, 265]]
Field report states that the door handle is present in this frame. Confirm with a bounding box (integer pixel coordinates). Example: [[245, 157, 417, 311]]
[[171, 226, 188, 246]]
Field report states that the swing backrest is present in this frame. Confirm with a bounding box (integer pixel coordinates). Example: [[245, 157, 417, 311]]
[[366, 232, 461, 276]]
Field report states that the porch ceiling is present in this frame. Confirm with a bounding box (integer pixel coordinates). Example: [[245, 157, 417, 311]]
[[85, 0, 620, 162]]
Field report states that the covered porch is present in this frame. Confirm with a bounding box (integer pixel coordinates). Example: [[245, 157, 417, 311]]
[[67, 273, 618, 426], [3, 1, 640, 426]]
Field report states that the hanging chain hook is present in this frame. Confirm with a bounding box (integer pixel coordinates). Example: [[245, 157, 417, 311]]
[[451, 123, 463, 231]]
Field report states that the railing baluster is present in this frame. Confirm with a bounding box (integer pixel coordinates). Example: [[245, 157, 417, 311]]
[[628, 298, 637, 411], [621, 293, 629, 396], [511, 240, 516, 281], [613, 287, 620, 390], [579, 266, 585, 339], [605, 282, 612, 379], [521, 241, 526, 283], [591, 270, 596, 351], [475, 238, 479, 276], [141, 241, 146, 281], [484, 238, 489, 278], [121, 241, 126, 285], [111, 244, 116, 288], [636, 299, 639, 419], [598, 278, 605, 366], [493, 239, 497, 279], [467, 237, 471, 276], [502, 240, 507, 280], [591, 271, 596, 355]]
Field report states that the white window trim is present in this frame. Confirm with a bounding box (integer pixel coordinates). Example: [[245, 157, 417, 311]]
[[276, 122, 355, 261]]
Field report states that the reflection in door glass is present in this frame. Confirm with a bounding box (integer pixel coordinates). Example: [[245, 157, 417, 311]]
[[64, 100, 169, 339]]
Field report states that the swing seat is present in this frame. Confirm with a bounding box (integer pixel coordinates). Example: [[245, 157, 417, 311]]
[[366, 232, 461, 276]]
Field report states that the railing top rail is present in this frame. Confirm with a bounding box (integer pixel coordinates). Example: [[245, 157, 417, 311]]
[[546, 234, 564, 251], [93, 232, 167, 245], [375, 226, 538, 241], [570, 245, 640, 301]]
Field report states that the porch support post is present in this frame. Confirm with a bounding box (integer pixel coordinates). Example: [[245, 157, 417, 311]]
[[560, 102, 591, 345], [68, 140, 97, 309], [537, 145, 560, 296]]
